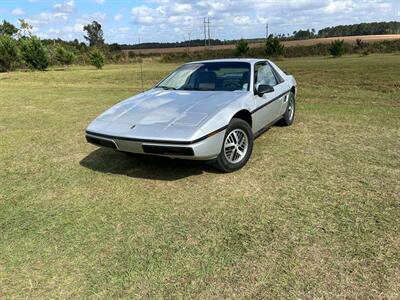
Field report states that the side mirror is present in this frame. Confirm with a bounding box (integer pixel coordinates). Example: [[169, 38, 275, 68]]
[[256, 84, 274, 96]]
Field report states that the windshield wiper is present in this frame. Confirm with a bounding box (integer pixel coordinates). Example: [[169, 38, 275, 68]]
[[157, 86, 177, 90], [182, 87, 200, 91]]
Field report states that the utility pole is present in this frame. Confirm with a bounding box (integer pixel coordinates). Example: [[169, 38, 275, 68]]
[[137, 35, 144, 92], [266, 23, 269, 39], [203, 17, 211, 47], [207, 17, 211, 46], [204, 17, 207, 47]]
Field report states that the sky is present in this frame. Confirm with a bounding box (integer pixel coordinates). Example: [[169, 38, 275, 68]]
[[0, 0, 399, 44]]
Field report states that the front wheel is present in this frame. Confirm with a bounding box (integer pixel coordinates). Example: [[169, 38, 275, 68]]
[[279, 91, 295, 126], [214, 118, 253, 173]]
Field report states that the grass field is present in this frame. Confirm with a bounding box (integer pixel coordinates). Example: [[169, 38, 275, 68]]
[[1, 54, 399, 298]]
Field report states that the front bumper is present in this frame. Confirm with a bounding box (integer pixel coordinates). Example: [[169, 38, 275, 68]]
[[85, 130, 226, 160]]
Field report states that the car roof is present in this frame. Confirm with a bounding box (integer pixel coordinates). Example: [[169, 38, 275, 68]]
[[186, 58, 267, 65]]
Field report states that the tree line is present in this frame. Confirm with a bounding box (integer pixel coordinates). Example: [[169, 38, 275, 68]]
[[277, 21, 400, 41], [318, 21, 400, 37], [121, 21, 400, 49]]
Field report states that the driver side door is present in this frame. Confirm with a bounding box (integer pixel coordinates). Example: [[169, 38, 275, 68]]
[[252, 62, 282, 133]]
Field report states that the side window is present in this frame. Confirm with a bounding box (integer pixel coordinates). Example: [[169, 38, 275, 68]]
[[254, 63, 278, 87]]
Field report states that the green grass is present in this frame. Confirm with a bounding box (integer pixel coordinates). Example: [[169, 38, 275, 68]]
[[1, 54, 399, 299]]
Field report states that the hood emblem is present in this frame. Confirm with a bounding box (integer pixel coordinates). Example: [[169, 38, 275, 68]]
[[130, 124, 136, 129]]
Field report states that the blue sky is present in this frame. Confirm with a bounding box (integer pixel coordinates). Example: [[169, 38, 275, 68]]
[[1, 0, 399, 44]]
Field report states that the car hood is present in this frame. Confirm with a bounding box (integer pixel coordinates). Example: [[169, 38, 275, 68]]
[[87, 89, 245, 140]]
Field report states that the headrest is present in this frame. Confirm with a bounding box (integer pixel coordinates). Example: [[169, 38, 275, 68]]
[[198, 71, 216, 83], [197, 71, 216, 90]]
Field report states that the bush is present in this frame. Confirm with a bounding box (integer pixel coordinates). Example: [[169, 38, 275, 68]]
[[329, 39, 345, 57], [361, 50, 370, 56], [128, 51, 136, 59], [89, 48, 105, 69], [20, 36, 49, 70], [111, 52, 126, 63], [265, 37, 284, 57], [283, 43, 330, 57], [0, 35, 19, 71], [355, 38, 367, 49], [235, 38, 249, 57], [55, 46, 75, 66]]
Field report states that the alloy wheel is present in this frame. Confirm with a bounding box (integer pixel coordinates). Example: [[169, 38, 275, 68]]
[[223, 129, 249, 164]]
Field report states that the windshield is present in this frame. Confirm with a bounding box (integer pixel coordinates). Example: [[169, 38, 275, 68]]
[[156, 62, 250, 92]]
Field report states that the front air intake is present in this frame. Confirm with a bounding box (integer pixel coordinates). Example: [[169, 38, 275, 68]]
[[142, 145, 194, 156]]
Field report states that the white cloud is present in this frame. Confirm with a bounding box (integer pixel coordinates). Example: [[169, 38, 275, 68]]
[[62, 23, 84, 33], [27, 0, 76, 27], [77, 12, 107, 24], [232, 15, 252, 26], [114, 14, 123, 21], [53, 0, 75, 14], [325, 0, 354, 13], [93, 12, 106, 20], [170, 3, 192, 14], [48, 27, 61, 34], [27, 12, 68, 26], [118, 26, 131, 33], [131, 6, 160, 25], [12, 8, 26, 16], [93, 0, 105, 4]]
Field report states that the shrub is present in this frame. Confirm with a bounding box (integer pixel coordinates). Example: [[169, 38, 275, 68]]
[[128, 51, 136, 59], [329, 39, 345, 57], [111, 52, 126, 63], [355, 38, 368, 56], [55, 46, 75, 66], [20, 36, 49, 70], [361, 49, 370, 56], [89, 48, 105, 69], [265, 37, 284, 57], [0, 35, 19, 71], [355, 38, 367, 49], [235, 38, 249, 57], [283, 43, 330, 57]]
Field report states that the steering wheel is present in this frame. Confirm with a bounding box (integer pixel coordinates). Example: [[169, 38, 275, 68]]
[[223, 82, 241, 91]]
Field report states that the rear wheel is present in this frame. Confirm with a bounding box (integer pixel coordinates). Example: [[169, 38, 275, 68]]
[[214, 118, 253, 172], [279, 91, 295, 126]]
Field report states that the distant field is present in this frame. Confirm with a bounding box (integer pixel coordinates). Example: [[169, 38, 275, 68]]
[[1, 54, 399, 298], [125, 34, 400, 55]]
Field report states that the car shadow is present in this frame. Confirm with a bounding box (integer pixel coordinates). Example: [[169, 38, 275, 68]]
[[80, 148, 218, 181]]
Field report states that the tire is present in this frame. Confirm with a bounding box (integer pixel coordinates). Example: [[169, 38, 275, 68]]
[[279, 91, 295, 126], [214, 118, 253, 172]]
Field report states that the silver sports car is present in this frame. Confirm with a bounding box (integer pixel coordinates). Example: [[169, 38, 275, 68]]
[[85, 58, 296, 172]]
